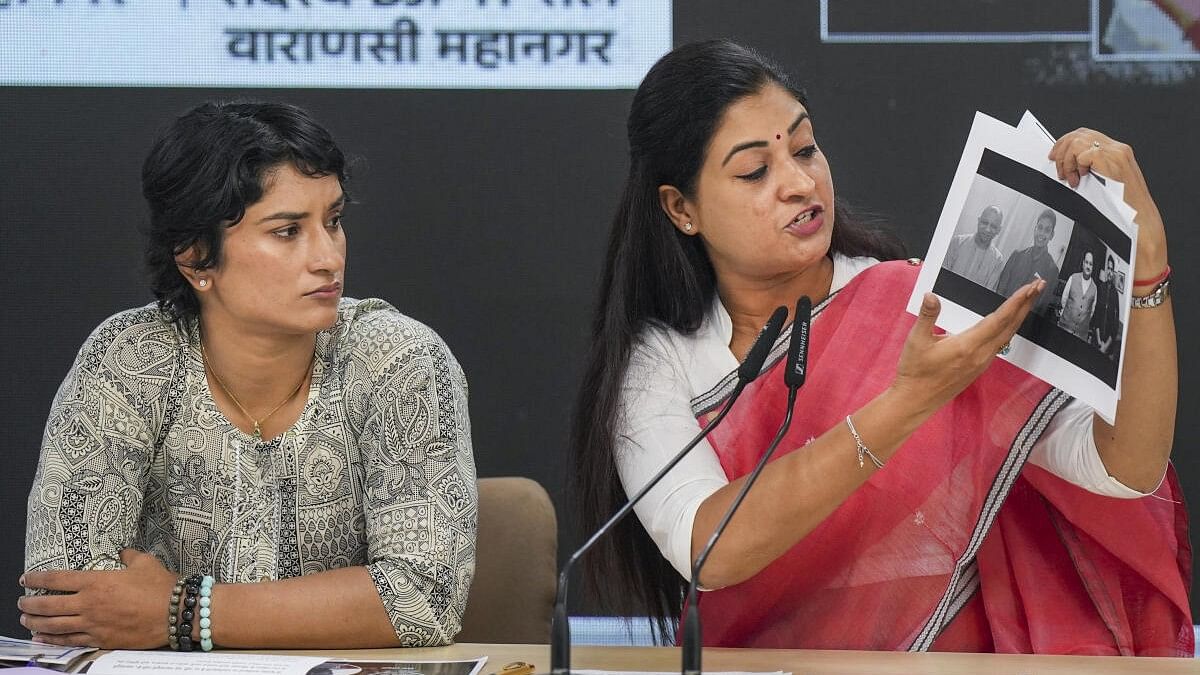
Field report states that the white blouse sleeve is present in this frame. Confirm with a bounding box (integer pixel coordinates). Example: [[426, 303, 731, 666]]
[[1027, 398, 1163, 497], [614, 333, 729, 581]]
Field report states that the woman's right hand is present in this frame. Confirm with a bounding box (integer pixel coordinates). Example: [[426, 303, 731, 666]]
[[889, 280, 1044, 419]]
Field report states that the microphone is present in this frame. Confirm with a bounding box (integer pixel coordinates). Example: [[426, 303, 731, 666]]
[[551, 306, 788, 675], [681, 296, 811, 675]]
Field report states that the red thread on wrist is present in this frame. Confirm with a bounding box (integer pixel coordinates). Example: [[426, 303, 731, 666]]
[[1133, 264, 1170, 287]]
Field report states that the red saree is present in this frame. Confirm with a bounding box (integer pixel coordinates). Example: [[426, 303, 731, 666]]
[[694, 260, 1192, 655]]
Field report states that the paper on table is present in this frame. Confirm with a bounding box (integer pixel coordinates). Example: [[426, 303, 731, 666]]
[[909, 111, 1138, 422], [88, 650, 328, 675], [0, 634, 96, 666], [571, 671, 787, 675], [316, 656, 488, 675]]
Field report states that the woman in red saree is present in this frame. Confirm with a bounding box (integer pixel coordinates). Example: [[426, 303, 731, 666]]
[[571, 40, 1190, 655]]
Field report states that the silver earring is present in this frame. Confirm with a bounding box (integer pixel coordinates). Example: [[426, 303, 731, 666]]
[[198, 278, 208, 288], [684, 222, 694, 232]]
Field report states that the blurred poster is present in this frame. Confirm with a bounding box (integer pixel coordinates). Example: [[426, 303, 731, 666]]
[[1095, 0, 1200, 60]]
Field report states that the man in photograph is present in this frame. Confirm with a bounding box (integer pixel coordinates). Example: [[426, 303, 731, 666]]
[[1057, 251, 1097, 339], [996, 208, 1061, 313], [1091, 253, 1123, 358], [944, 204, 1005, 290]]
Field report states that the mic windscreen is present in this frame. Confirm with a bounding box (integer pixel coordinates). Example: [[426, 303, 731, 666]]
[[783, 296, 812, 389], [737, 305, 787, 383]]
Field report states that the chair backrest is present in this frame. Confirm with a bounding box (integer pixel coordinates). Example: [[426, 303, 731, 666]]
[[457, 476, 557, 644]]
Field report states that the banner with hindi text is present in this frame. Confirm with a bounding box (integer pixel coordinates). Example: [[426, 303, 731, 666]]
[[0, 0, 671, 89]]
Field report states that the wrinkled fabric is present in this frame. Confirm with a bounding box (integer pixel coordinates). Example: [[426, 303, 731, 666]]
[[695, 261, 1191, 656]]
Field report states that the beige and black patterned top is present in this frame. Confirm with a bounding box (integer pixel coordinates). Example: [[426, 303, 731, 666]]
[[25, 298, 477, 646]]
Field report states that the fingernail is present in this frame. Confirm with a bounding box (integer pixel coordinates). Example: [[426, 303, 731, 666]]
[[923, 294, 936, 310], [18, 575, 24, 587], [19, 614, 26, 627]]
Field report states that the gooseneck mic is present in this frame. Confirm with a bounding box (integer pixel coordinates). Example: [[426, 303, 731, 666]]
[[551, 306, 789, 675], [681, 296, 811, 675]]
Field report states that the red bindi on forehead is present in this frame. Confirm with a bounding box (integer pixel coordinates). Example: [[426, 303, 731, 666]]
[[775, 133, 781, 140]]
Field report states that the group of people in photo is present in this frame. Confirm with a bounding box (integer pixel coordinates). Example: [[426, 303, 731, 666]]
[[944, 203, 1126, 358]]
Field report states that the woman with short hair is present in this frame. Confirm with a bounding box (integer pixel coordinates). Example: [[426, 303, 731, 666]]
[[22, 101, 477, 650]]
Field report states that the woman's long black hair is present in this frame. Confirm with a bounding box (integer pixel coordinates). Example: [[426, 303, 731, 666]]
[[569, 39, 906, 642]]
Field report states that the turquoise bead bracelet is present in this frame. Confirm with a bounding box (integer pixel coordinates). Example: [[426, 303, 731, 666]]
[[199, 575, 215, 652]]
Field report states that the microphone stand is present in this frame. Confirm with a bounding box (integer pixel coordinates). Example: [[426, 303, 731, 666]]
[[680, 297, 811, 675], [551, 307, 789, 675]]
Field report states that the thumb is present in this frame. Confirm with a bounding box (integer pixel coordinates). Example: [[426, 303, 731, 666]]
[[911, 293, 941, 340], [118, 548, 147, 568]]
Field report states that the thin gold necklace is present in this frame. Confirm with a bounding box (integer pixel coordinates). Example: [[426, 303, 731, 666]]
[[201, 338, 313, 441]]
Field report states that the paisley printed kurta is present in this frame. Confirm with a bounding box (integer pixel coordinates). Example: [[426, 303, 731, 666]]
[[26, 298, 477, 646]]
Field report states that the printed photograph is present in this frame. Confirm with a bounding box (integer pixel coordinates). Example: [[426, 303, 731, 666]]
[[931, 150, 1133, 390], [942, 174, 1074, 318]]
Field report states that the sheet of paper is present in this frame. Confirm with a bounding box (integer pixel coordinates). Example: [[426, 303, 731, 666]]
[[316, 657, 488, 675], [909, 111, 1138, 422], [88, 650, 328, 675], [0, 634, 96, 666], [1015, 110, 1138, 401], [572, 671, 787, 675]]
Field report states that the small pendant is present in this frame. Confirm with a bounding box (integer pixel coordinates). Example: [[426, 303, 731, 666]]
[[252, 423, 262, 441]]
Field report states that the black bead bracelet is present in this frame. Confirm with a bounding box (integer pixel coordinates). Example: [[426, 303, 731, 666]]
[[173, 574, 203, 652]]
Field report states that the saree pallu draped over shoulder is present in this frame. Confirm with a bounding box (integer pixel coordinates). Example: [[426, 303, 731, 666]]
[[693, 260, 1192, 656]]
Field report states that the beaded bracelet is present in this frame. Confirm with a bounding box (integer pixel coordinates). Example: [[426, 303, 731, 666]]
[[198, 575, 215, 651], [167, 578, 185, 650], [177, 574, 202, 652]]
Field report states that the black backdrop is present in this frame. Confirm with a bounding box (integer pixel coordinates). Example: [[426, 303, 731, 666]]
[[2, 1, 1197, 638]]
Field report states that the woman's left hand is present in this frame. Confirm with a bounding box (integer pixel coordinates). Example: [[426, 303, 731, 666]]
[[1052, 129, 1176, 491], [18, 549, 177, 648], [1049, 129, 1167, 273]]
